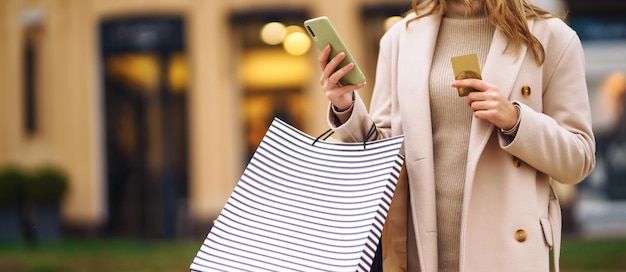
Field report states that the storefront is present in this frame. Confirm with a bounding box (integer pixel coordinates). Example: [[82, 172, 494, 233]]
[[0, 0, 407, 238]]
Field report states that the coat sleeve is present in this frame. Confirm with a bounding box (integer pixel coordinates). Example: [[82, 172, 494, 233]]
[[501, 31, 596, 184], [327, 29, 397, 142]]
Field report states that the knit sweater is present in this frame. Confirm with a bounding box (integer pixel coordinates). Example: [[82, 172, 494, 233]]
[[429, 0, 495, 271]]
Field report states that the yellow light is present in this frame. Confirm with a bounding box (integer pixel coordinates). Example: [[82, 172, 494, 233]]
[[284, 25, 304, 35], [384, 16, 403, 30], [240, 48, 312, 89], [283, 32, 311, 56], [260, 22, 286, 45], [106, 53, 160, 91], [168, 52, 188, 93]]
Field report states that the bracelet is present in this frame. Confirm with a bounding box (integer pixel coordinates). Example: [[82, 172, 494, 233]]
[[331, 92, 356, 113], [500, 104, 521, 135]]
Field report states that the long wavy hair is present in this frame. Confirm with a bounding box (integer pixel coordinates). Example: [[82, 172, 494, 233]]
[[408, 0, 553, 65]]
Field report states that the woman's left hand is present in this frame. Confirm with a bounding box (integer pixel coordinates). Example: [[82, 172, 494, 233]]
[[451, 79, 519, 130]]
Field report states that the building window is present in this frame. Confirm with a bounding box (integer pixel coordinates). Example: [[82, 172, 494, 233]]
[[230, 9, 312, 161], [22, 24, 42, 136], [21, 9, 44, 137]]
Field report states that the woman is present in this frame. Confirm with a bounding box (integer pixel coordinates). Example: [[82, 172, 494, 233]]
[[317, 0, 596, 271]]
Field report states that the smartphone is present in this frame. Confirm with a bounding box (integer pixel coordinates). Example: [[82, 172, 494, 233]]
[[304, 16, 366, 86]]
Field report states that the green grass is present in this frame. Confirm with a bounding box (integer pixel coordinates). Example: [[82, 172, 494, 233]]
[[0, 237, 624, 271], [0, 239, 202, 272], [561, 237, 626, 271]]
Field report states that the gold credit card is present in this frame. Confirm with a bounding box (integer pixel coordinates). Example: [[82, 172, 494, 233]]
[[451, 54, 482, 96]]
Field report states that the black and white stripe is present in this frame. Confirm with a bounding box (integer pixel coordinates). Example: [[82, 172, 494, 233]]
[[191, 118, 405, 272]]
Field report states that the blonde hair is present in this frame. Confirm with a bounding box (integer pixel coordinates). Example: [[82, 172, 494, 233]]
[[408, 0, 553, 65]]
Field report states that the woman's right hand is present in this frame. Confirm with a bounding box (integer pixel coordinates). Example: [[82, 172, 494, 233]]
[[319, 45, 366, 111]]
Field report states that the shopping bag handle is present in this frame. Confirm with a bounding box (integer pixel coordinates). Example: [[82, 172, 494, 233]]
[[312, 123, 379, 149], [313, 128, 335, 144]]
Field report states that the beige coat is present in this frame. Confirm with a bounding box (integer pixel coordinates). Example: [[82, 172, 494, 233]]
[[328, 12, 596, 272]]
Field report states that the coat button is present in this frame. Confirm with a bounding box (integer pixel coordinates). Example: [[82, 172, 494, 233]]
[[513, 157, 521, 168], [521, 85, 531, 97], [514, 229, 527, 242]]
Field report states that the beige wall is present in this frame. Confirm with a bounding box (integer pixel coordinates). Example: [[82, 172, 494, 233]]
[[0, 0, 406, 229], [1, 0, 105, 225]]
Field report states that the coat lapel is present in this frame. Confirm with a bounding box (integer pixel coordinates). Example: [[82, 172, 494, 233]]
[[465, 20, 532, 173], [398, 13, 440, 162], [459, 20, 533, 270], [397, 12, 442, 272]]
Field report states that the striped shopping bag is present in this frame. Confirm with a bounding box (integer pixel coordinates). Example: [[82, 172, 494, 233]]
[[191, 118, 405, 272]]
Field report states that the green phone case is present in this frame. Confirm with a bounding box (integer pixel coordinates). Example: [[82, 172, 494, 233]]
[[304, 16, 366, 86]]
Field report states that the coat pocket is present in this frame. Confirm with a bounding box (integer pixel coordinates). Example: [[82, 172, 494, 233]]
[[540, 186, 561, 249]]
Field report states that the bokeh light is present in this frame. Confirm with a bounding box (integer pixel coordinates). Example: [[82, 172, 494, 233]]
[[260, 21, 286, 45], [384, 16, 403, 30], [283, 31, 310, 56]]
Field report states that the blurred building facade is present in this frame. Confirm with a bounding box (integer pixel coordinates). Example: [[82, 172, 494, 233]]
[[1, 0, 624, 239], [0, 0, 409, 238], [564, 0, 626, 237]]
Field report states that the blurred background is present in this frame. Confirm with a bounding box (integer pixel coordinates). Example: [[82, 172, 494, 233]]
[[0, 0, 625, 271]]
